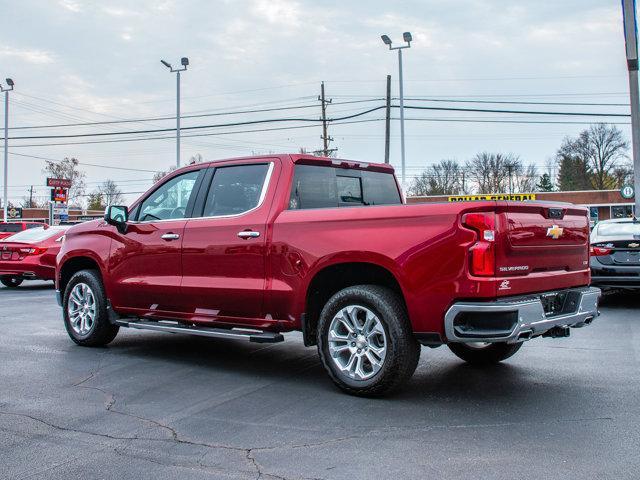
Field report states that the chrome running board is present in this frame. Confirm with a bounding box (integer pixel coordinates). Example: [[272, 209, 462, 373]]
[[114, 319, 284, 343]]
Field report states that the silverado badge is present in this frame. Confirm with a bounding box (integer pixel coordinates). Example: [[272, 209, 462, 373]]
[[546, 225, 564, 239]]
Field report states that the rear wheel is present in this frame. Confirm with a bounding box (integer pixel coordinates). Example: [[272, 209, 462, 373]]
[[448, 341, 523, 365], [1, 276, 23, 288], [63, 269, 119, 347], [317, 285, 420, 397]]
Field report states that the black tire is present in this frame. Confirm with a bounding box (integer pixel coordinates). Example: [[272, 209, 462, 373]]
[[448, 342, 523, 365], [317, 285, 420, 397], [1, 276, 23, 288], [63, 269, 119, 347]]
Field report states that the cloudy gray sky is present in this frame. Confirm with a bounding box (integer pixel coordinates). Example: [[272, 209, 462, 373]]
[[0, 0, 633, 204]]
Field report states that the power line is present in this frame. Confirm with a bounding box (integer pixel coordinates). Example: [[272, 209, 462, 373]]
[[3, 104, 631, 142], [5, 98, 383, 130], [9, 152, 163, 172]]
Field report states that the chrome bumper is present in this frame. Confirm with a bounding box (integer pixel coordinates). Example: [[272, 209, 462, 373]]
[[444, 286, 601, 344]]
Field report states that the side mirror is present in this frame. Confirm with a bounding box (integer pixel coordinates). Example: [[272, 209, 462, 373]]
[[104, 205, 129, 233]]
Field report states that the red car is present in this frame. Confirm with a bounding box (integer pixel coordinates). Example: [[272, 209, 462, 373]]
[[0, 226, 67, 288], [0, 221, 45, 240], [56, 154, 599, 396]]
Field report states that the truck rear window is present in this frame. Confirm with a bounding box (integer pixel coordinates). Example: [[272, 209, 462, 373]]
[[289, 164, 401, 209]]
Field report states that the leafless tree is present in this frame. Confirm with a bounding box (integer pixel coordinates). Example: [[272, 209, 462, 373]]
[[42, 157, 86, 207], [99, 180, 124, 206], [408, 159, 463, 196], [558, 124, 629, 190]]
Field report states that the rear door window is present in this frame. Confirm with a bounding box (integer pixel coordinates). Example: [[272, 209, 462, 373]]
[[289, 164, 401, 209], [202, 163, 271, 217]]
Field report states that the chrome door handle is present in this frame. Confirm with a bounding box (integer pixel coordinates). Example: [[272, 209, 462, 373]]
[[161, 233, 180, 241], [238, 230, 260, 239]]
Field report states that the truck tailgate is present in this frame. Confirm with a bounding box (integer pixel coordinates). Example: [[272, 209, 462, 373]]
[[493, 202, 590, 296]]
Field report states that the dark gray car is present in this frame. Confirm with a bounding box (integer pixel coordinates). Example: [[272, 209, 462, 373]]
[[590, 218, 640, 290]]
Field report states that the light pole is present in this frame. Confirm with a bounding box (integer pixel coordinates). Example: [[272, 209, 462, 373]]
[[160, 57, 189, 169], [381, 32, 412, 190], [622, 0, 640, 217], [1, 78, 14, 223]]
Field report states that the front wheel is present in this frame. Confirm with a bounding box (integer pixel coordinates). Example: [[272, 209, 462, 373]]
[[63, 269, 119, 347], [317, 285, 420, 397], [448, 341, 523, 365], [1, 276, 23, 288]]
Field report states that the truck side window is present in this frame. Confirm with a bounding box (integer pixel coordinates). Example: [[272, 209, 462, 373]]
[[289, 164, 401, 209], [138, 170, 200, 222], [202, 164, 270, 217]]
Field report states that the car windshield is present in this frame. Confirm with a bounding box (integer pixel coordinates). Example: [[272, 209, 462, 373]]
[[0, 223, 22, 232], [1, 227, 65, 243], [597, 222, 640, 237]]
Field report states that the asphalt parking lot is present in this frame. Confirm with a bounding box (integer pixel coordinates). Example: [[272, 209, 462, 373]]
[[1, 281, 639, 480]]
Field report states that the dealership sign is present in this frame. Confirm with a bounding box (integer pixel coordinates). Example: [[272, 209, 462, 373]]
[[51, 187, 68, 203], [7, 207, 22, 220], [448, 193, 536, 202], [46, 178, 72, 188], [621, 185, 635, 199]]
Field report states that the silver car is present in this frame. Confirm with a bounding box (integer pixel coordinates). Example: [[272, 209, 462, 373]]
[[590, 218, 640, 290]]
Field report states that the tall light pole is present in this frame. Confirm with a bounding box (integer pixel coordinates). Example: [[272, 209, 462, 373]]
[[622, 0, 640, 217], [160, 57, 189, 168], [381, 32, 412, 190], [1, 78, 14, 223]]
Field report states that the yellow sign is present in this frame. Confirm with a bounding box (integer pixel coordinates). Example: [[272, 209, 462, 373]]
[[448, 193, 536, 202]]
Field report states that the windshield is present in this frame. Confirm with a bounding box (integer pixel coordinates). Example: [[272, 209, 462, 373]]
[[0, 227, 66, 243], [0, 223, 22, 233], [597, 222, 640, 237]]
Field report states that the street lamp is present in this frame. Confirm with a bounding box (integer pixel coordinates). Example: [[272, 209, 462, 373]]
[[381, 32, 412, 190], [1, 77, 14, 223], [160, 57, 189, 168], [622, 0, 640, 217]]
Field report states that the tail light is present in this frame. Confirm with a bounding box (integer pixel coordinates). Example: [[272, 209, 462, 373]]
[[590, 246, 611, 256], [462, 212, 496, 276], [18, 247, 47, 256]]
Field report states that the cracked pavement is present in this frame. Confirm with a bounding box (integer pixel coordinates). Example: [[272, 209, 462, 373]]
[[1, 282, 639, 479]]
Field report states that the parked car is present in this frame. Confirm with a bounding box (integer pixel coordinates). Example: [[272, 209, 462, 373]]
[[56, 154, 600, 396], [0, 226, 68, 288], [590, 218, 640, 290], [0, 221, 45, 240]]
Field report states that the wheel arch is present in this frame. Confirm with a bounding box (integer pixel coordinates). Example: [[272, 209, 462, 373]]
[[58, 255, 103, 297], [301, 260, 407, 346]]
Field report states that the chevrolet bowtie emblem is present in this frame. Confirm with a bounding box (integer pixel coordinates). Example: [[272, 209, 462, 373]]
[[546, 225, 564, 239], [629, 242, 640, 248]]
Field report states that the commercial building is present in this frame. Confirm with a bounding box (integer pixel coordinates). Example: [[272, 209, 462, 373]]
[[407, 189, 636, 224]]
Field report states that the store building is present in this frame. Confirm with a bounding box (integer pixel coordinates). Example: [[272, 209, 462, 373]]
[[407, 189, 636, 224]]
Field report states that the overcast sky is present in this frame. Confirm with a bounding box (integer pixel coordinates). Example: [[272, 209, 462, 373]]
[[0, 0, 634, 204]]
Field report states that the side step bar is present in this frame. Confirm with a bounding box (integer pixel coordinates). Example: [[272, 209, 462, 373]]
[[114, 319, 284, 343]]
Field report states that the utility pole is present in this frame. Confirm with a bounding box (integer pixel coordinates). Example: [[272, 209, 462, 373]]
[[384, 75, 391, 163], [28, 185, 33, 208], [381, 32, 412, 190], [160, 57, 189, 169], [622, 0, 640, 217], [506, 163, 514, 194], [1, 78, 14, 223], [318, 82, 334, 157]]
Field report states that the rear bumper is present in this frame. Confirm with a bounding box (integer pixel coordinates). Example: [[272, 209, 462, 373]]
[[444, 286, 601, 344], [0, 262, 55, 281], [590, 265, 640, 289]]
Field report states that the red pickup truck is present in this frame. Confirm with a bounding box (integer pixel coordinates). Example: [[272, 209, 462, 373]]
[[56, 154, 600, 396]]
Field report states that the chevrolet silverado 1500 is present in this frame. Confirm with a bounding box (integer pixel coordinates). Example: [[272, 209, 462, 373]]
[[56, 154, 600, 396]]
